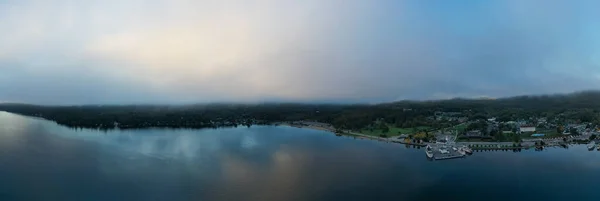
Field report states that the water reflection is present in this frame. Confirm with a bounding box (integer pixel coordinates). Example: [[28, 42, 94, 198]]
[[1, 112, 600, 201]]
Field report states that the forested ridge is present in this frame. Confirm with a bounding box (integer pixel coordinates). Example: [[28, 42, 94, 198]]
[[1, 91, 600, 130]]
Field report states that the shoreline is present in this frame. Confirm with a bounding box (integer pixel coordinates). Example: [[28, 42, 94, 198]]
[[279, 123, 426, 146], [279, 123, 596, 150], [4, 111, 596, 150], [278, 123, 337, 133]]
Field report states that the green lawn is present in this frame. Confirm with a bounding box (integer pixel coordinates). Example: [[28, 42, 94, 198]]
[[451, 123, 469, 132], [359, 125, 431, 138]]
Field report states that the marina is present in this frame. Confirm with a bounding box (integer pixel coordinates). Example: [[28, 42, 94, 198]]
[[425, 144, 470, 160]]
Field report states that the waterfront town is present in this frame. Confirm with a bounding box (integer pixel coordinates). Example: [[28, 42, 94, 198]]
[[3, 92, 600, 161], [287, 110, 600, 160]]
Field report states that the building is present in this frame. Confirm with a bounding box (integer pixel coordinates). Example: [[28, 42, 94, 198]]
[[519, 125, 536, 133], [465, 130, 482, 137], [537, 118, 547, 124]]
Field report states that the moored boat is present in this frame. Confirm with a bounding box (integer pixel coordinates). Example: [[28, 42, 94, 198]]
[[587, 141, 596, 150], [439, 148, 449, 154], [460, 145, 473, 155], [457, 147, 466, 156], [425, 145, 434, 158]]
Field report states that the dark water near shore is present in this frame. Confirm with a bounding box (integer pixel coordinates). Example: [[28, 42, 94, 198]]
[[0, 112, 599, 201]]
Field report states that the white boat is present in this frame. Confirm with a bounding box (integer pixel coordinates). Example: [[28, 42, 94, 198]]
[[425, 145, 434, 158], [452, 147, 458, 151], [439, 148, 449, 154], [457, 147, 466, 156], [460, 145, 473, 154], [588, 141, 596, 150]]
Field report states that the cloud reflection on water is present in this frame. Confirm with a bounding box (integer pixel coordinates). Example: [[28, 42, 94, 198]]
[[2, 112, 600, 201]]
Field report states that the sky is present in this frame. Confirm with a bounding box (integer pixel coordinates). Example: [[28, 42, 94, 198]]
[[1, 0, 599, 105]]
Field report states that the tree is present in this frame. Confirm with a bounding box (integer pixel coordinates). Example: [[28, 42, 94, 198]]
[[557, 125, 564, 134], [381, 125, 390, 134], [570, 127, 579, 135], [494, 131, 505, 142], [589, 135, 597, 141], [512, 133, 522, 143]]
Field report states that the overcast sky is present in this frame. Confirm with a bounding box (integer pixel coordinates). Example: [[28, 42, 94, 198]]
[[1, 0, 599, 105]]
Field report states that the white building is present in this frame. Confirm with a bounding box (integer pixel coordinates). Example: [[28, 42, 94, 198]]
[[537, 118, 547, 124], [519, 125, 536, 133]]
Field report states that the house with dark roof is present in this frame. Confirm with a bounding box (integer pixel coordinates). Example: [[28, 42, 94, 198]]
[[465, 130, 482, 138]]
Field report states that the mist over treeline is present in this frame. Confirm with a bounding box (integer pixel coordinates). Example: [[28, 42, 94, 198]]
[[1, 91, 600, 130]]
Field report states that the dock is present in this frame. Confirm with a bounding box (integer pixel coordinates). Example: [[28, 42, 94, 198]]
[[427, 144, 467, 160], [433, 152, 465, 160]]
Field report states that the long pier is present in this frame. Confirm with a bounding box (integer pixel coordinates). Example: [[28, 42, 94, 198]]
[[433, 153, 465, 160]]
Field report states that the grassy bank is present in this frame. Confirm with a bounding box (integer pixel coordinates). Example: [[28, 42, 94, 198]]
[[451, 123, 468, 133], [359, 126, 431, 137]]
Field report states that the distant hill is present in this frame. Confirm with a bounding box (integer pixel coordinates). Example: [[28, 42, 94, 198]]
[[1, 91, 599, 130], [385, 90, 600, 110]]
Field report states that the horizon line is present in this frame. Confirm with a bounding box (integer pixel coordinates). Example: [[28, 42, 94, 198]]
[[2, 90, 599, 107]]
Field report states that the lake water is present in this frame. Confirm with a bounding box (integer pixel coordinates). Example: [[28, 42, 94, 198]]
[[0, 111, 599, 201]]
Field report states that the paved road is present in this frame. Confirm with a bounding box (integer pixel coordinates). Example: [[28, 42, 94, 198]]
[[347, 131, 389, 141], [345, 131, 425, 145]]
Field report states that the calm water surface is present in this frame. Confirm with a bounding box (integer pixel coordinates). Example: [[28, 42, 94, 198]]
[[0, 112, 599, 201]]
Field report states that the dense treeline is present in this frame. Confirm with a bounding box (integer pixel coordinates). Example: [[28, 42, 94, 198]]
[[0, 103, 350, 129], [1, 91, 600, 130]]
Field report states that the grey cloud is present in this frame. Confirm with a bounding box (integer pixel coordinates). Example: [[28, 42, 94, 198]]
[[0, 61, 165, 104], [1, 0, 599, 104]]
